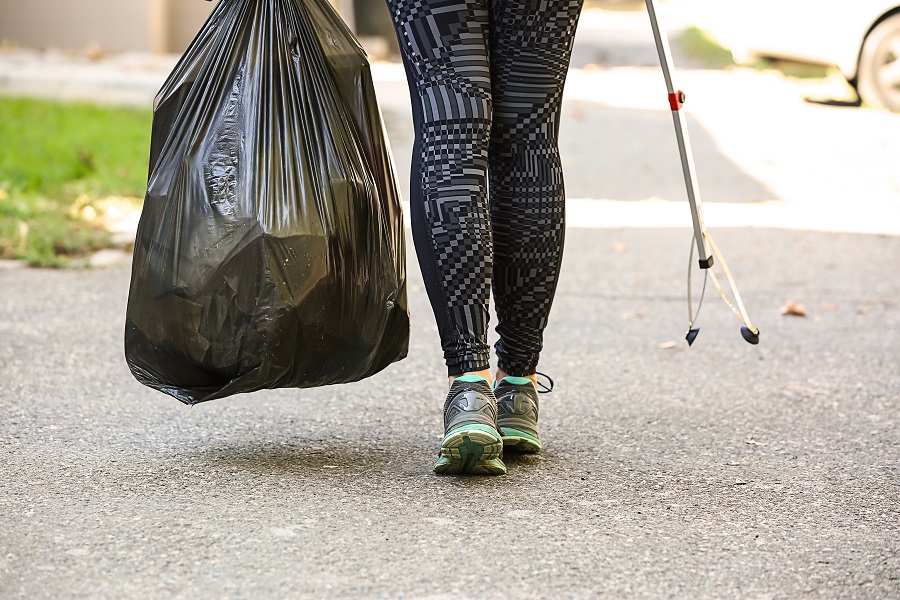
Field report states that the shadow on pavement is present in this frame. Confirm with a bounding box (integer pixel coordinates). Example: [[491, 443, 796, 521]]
[[560, 100, 778, 202], [382, 97, 779, 206]]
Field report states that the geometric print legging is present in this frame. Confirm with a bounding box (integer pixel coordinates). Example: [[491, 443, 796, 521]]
[[386, 0, 584, 376]]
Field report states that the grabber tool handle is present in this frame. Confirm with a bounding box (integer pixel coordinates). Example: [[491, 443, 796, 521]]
[[644, 0, 713, 269]]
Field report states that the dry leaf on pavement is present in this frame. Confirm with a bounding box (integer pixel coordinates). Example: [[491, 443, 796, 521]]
[[781, 300, 807, 317]]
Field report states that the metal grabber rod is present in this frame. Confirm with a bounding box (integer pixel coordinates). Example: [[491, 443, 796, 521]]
[[643, 0, 760, 345], [644, 0, 713, 269]]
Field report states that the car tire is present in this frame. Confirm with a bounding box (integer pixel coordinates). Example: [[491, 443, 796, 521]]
[[857, 12, 900, 112]]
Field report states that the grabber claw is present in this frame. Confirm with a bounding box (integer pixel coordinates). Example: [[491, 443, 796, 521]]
[[740, 326, 760, 345], [685, 328, 700, 346]]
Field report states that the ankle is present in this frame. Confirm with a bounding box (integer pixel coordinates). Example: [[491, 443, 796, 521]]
[[495, 369, 537, 386], [449, 369, 493, 388]]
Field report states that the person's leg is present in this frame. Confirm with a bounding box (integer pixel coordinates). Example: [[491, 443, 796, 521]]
[[486, 0, 582, 454], [387, 0, 506, 474], [386, 0, 496, 382], [488, 0, 584, 379]]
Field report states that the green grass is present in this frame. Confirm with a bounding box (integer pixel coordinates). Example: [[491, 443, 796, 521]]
[[676, 26, 736, 69], [676, 25, 834, 79], [0, 97, 151, 267]]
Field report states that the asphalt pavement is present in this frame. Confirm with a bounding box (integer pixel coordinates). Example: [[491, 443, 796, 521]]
[[1, 6, 899, 599], [2, 227, 898, 599]]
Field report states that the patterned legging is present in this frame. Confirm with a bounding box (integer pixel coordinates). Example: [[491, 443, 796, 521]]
[[386, 0, 583, 376]]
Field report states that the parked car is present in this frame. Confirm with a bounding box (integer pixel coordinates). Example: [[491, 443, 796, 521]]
[[707, 1, 900, 112]]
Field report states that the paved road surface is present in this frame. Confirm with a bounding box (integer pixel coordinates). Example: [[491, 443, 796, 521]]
[[2, 227, 898, 598]]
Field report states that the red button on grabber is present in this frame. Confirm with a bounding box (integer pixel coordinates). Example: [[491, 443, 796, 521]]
[[668, 90, 686, 111]]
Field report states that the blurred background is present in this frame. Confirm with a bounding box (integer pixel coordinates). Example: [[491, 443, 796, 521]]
[[0, 0, 898, 266]]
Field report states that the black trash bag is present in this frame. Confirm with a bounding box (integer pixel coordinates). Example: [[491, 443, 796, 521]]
[[125, 0, 408, 405]]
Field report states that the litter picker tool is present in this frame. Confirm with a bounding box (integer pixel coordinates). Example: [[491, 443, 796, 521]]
[[643, 0, 760, 346]]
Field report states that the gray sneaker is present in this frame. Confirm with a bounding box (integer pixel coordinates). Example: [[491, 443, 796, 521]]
[[433, 375, 506, 475], [495, 376, 542, 453]]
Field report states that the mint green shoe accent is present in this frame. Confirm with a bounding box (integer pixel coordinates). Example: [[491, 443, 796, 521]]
[[498, 376, 533, 387], [499, 427, 543, 453], [455, 374, 490, 384], [434, 458, 506, 475], [445, 423, 498, 436], [433, 424, 506, 475]]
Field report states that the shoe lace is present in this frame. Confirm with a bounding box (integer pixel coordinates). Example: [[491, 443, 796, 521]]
[[535, 371, 554, 394]]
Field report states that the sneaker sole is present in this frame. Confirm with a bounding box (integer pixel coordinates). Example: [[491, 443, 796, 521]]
[[434, 424, 506, 475], [500, 427, 542, 453]]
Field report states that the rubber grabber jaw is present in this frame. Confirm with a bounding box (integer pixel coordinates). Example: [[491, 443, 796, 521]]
[[741, 326, 760, 345], [685, 328, 700, 346]]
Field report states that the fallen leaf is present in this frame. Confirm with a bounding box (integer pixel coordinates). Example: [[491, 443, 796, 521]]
[[656, 341, 677, 350], [781, 300, 807, 317]]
